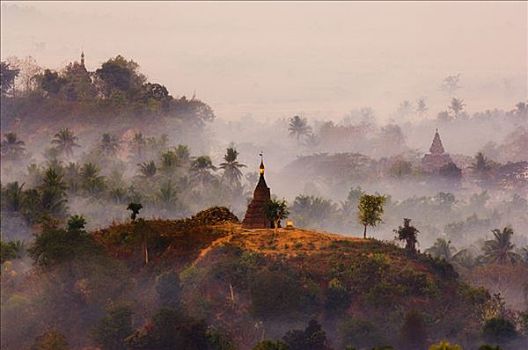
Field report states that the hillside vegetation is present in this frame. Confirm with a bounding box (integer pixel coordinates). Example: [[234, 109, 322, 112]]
[[2, 207, 511, 350]]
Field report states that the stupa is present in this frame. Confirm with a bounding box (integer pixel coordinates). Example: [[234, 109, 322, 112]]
[[421, 129, 453, 173], [242, 155, 271, 228]]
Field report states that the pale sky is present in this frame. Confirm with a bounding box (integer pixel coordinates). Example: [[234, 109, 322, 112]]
[[1, 1, 527, 121]]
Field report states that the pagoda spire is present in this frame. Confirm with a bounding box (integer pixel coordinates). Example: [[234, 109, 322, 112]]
[[242, 153, 271, 229], [429, 129, 445, 154], [259, 152, 265, 176]]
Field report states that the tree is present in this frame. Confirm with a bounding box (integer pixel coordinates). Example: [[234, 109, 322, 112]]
[[127, 203, 143, 222], [482, 317, 517, 343], [291, 195, 337, 229], [416, 98, 428, 117], [441, 74, 461, 95], [190, 156, 216, 187], [7, 55, 42, 93], [32, 330, 69, 350], [80, 163, 106, 194], [288, 115, 312, 141], [157, 181, 178, 208], [67, 214, 86, 232], [51, 128, 80, 158], [92, 305, 133, 350], [39, 167, 68, 219], [283, 319, 330, 350], [95, 55, 146, 98], [2, 181, 25, 212], [100, 133, 121, 157], [482, 227, 521, 264], [129, 133, 146, 161], [1, 132, 26, 160], [0, 240, 25, 263], [265, 199, 289, 232], [394, 218, 419, 253], [0, 61, 20, 96], [28, 216, 97, 266], [219, 147, 246, 186], [175, 144, 191, 163], [425, 238, 456, 261], [160, 150, 179, 174], [448, 98, 465, 119], [138, 160, 157, 178], [37, 69, 65, 95], [357, 194, 386, 238]]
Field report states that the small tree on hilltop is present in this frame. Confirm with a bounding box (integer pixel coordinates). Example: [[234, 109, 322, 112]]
[[127, 202, 143, 222], [394, 218, 419, 253], [265, 199, 289, 233], [358, 194, 386, 239]]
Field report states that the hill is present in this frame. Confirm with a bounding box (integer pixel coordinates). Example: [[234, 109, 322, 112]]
[[90, 210, 489, 349], [2, 208, 495, 349]]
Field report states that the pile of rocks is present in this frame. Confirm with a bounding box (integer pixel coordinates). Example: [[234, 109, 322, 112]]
[[191, 207, 239, 225]]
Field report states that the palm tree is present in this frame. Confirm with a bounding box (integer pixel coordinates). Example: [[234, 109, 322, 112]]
[[129, 132, 146, 161], [190, 156, 216, 187], [1, 132, 26, 160], [39, 167, 68, 218], [448, 98, 465, 118], [160, 150, 179, 174], [175, 144, 190, 162], [219, 147, 246, 186], [482, 227, 521, 264], [288, 115, 312, 141], [138, 160, 157, 178], [157, 180, 178, 208], [80, 162, 105, 194], [64, 162, 81, 194], [100, 133, 120, 156], [2, 182, 25, 212], [425, 238, 455, 261], [51, 128, 80, 158]]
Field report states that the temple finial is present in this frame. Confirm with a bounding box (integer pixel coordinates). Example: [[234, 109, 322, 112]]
[[259, 152, 264, 175]]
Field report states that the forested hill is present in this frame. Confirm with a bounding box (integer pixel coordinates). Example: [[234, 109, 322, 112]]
[[4, 207, 521, 350], [0, 55, 215, 133]]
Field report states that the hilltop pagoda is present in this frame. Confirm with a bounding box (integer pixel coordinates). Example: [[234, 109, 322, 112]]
[[421, 129, 453, 173], [242, 156, 271, 229]]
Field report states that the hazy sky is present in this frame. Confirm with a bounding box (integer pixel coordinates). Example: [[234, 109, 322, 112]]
[[1, 1, 527, 121]]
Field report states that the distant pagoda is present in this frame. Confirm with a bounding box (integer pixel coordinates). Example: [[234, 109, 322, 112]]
[[421, 129, 453, 173], [242, 155, 271, 229]]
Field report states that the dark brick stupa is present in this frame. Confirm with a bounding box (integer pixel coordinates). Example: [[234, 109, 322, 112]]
[[421, 129, 453, 173], [242, 157, 271, 229]]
